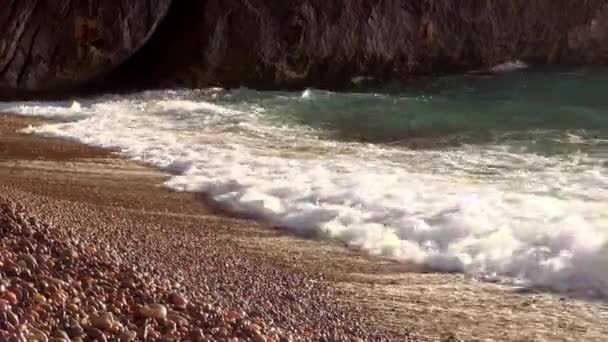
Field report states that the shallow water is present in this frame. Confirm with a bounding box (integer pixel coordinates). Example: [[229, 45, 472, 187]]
[[2, 68, 607, 297]]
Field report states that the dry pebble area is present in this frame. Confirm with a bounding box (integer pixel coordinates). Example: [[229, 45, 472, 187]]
[[0, 198, 415, 342]]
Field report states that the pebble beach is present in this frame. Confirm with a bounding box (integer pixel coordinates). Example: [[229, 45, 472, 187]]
[[0, 115, 404, 341], [1, 114, 607, 342], [0, 198, 398, 341]]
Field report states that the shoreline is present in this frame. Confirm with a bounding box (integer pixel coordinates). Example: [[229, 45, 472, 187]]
[[1, 114, 607, 341]]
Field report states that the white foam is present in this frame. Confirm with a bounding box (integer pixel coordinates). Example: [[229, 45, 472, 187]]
[[6, 91, 608, 297], [490, 60, 528, 73]]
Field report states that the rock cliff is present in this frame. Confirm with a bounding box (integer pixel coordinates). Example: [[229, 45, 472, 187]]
[[0, 0, 171, 99], [2, 0, 608, 98]]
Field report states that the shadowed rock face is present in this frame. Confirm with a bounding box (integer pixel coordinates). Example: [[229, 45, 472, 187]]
[[0, 0, 171, 98], [110, 0, 608, 90], [2, 0, 608, 98]]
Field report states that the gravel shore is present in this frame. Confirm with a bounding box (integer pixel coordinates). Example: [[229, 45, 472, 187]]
[[0, 115, 415, 341], [0, 198, 406, 341]]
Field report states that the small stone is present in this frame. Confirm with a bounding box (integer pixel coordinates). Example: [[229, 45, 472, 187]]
[[91, 312, 114, 331], [214, 328, 229, 338], [21, 226, 33, 236], [6, 310, 19, 326], [66, 325, 84, 338], [279, 335, 294, 342], [33, 294, 47, 304], [164, 319, 177, 332], [190, 328, 204, 339], [86, 327, 106, 341], [225, 310, 242, 320], [4, 266, 19, 277], [247, 323, 261, 334], [140, 304, 167, 320], [2, 291, 17, 305], [28, 328, 48, 342], [166, 313, 189, 325], [109, 320, 122, 334], [137, 324, 150, 340], [53, 331, 70, 340], [20, 254, 38, 270], [119, 330, 137, 342], [170, 293, 188, 309], [62, 248, 79, 260], [253, 333, 268, 342]]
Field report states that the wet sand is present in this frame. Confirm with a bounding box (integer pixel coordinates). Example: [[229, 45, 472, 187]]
[[1, 114, 607, 341]]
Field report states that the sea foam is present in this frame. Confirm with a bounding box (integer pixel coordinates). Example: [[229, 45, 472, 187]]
[[2, 91, 607, 297]]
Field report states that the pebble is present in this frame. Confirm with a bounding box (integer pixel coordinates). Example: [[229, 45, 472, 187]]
[[91, 312, 114, 331], [6, 310, 19, 326], [166, 313, 189, 325], [20, 254, 38, 270], [0, 200, 393, 342], [2, 291, 18, 305], [226, 310, 242, 320], [86, 327, 106, 341], [253, 333, 268, 342], [119, 330, 137, 342], [33, 294, 47, 304], [53, 331, 70, 340], [140, 304, 167, 320], [170, 293, 188, 309], [65, 325, 84, 338], [28, 327, 49, 342], [247, 323, 261, 333]]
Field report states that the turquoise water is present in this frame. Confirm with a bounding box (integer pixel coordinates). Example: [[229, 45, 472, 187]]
[[222, 68, 608, 156]]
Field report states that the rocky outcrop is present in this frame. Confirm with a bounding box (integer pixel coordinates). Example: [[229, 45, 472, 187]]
[[2, 1, 608, 98], [566, 3, 608, 63], [0, 0, 171, 99], [109, 0, 608, 90]]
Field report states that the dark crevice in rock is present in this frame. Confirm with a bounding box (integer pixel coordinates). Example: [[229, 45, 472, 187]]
[[16, 25, 41, 86], [96, 0, 210, 93]]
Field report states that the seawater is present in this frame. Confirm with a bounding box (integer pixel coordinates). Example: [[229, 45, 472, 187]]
[[2, 68, 607, 296]]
